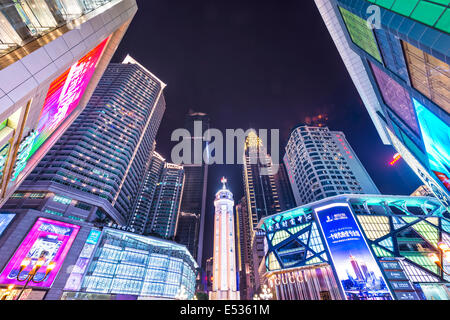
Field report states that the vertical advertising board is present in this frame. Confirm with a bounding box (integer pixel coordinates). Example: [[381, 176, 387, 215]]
[[0, 217, 80, 288], [314, 203, 393, 300], [11, 36, 110, 181], [413, 99, 450, 193]]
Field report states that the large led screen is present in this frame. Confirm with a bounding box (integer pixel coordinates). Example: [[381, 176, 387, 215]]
[[413, 99, 450, 192], [28, 36, 110, 159], [0, 217, 80, 288], [314, 203, 393, 300]]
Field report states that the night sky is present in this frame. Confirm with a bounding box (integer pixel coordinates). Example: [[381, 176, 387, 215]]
[[111, 0, 421, 266]]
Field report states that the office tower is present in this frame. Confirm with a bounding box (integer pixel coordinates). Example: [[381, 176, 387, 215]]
[[129, 151, 165, 234], [210, 178, 239, 300], [0, 0, 137, 207], [7, 56, 166, 225], [145, 163, 184, 239], [274, 162, 297, 211], [175, 212, 200, 260], [284, 125, 380, 205], [314, 0, 450, 210], [243, 131, 282, 231], [235, 196, 254, 300], [176, 111, 209, 264]]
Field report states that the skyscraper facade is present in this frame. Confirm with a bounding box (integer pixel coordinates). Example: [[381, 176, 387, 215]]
[[129, 150, 165, 234], [243, 131, 282, 231], [314, 0, 450, 210], [16, 56, 166, 225], [145, 163, 184, 239], [0, 0, 137, 207], [284, 125, 380, 205], [274, 162, 297, 211], [210, 178, 239, 300], [176, 111, 209, 264], [235, 196, 254, 300]]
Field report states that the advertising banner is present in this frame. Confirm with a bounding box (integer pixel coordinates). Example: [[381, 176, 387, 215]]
[[413, 99, 450, 193], [28, 36, 110, 160], [0, 217, 80, 288], [314, 203, 393, 300]]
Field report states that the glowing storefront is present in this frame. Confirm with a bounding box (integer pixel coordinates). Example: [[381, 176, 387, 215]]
[[62, 228, 198, 300], [258, 194, 450, 300]]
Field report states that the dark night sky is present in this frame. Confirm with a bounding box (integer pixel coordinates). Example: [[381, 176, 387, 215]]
[[111, 0, 421, 266]]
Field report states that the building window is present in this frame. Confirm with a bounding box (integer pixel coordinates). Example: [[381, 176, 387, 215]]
[[402, 41, 450, 113], [53, 195, 72, 205]]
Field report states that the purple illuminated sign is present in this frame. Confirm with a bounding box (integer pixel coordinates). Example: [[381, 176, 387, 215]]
[[0, 217, 80, 288]]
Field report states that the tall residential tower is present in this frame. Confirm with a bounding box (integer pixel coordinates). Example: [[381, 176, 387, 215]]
[[284, 125, 380, 205]]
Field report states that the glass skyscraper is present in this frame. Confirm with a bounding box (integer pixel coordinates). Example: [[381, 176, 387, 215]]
[[314, 0, 450, 211], [176, 111, 210, 265]]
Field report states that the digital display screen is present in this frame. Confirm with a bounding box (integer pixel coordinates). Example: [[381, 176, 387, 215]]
[[413, 99, 450, 192], [28, 37, 110, 159], [314, 203, 393, 300], [0, 217, 80, 288]]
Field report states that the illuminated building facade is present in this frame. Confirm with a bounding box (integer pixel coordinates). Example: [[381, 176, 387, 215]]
[[243, 131, 282, 231], [284, 126, 380, 206], [257, 194, 450, 300], [210, 178, 239, 300], [176, 111, 209, 265], [314, 0, 450, 211], [13, 56, 166, 225], [129, 151, 166, 234], [144, 163, 184, 239], [0, 210, 197, 300], [0, 0, 137, 208]]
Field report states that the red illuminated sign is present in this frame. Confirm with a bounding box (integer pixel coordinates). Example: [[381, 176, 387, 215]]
[[389, 153, 401, 166]]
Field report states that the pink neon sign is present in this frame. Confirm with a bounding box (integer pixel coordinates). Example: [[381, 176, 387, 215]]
[[0, 217, 80, 288]]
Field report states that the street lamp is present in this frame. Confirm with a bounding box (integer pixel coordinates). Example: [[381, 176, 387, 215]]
[[429, 242, 450, 276], [259, 284, 273, 300], [15, 256, 56, 300]]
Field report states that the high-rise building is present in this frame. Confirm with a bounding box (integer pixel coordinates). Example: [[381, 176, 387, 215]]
[[145, 162, 184, 239], [129, 150, 165, 234], [210, 177, 239, 300], [284, 125, 380, 205], [274, 162, 297, 211], [11, 56, 166, 225], [243, 131, 282, 231], [176, 111, 209, 265], [314, 0, 450, 210], [235, 196, 254, 300], [175, 212, 200, 261], [0, 0, 137, 207]]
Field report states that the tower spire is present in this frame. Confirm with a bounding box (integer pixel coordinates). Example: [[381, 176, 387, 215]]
[[221, 177, 227, 189]]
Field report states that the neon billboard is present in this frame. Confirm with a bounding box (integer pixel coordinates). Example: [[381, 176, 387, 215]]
[[314, 203, 393, 300], [0, 217, 80, 288], [413, 99, 450, 192], [28, 37, 110, 160]]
